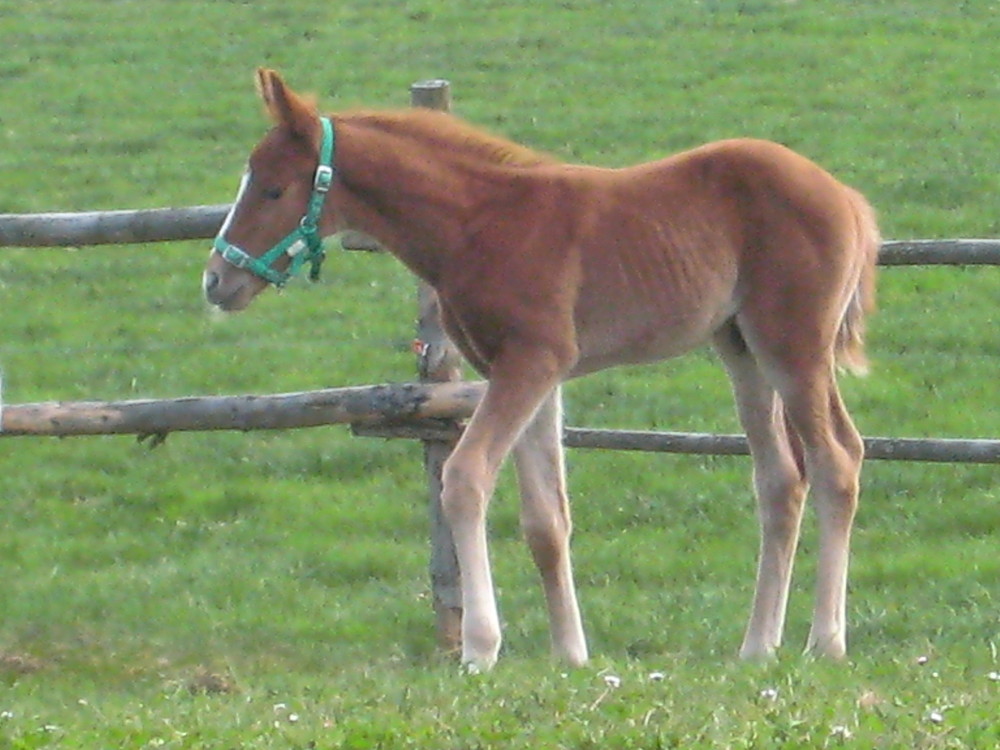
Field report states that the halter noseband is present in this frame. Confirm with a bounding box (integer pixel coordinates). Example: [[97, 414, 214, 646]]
[[212, 116, 336, 287]]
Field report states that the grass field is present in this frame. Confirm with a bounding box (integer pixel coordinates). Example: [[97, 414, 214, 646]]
[[1, 0, 998, 746]]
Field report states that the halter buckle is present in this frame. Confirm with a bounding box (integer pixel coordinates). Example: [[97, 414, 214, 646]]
[[219, 243, 251, 269], [314, 164, 334, 193]]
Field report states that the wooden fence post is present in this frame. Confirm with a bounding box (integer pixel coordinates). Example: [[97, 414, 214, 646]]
[[410, 80, 464, 652]]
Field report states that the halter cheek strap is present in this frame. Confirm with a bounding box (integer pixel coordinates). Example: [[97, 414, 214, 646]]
[[213, 117, 336, 287]]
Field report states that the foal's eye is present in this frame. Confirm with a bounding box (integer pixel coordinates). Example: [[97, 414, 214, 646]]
[[263, 187, 284, 200]]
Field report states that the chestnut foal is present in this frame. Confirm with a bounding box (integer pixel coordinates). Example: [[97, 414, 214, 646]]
[[204, 69, 878, 672]]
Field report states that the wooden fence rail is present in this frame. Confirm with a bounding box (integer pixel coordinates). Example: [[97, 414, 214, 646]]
[[355, 419, 1000, 465], [0, 205, 230, 247], [0, 382, 484, 437], [3, 204, 1000, 265], [1, 382, 997, 464]]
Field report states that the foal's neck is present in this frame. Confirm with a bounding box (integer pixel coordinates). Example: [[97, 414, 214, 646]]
[[331, 114, 523, 284]]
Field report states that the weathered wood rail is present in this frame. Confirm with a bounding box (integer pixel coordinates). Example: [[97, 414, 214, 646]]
[[354, 417, 1000, 464], [1, 382, 996, 464], [0, 204, 231, 247], [0, 382, 484, 437], [4, 205, 1000, 266]]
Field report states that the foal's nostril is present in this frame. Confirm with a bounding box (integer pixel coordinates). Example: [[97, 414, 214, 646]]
[[203, 271, 220, 295]]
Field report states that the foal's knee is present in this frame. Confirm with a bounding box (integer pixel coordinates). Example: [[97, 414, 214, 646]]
[[441, 455, 489, 527]]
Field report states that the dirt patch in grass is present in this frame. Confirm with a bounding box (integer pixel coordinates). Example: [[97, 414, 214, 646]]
[[0, 651, 44, 675], [186, 665, 238, 695]]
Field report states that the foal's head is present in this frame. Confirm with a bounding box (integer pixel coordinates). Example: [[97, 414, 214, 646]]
[[204, 69, 336, 311]]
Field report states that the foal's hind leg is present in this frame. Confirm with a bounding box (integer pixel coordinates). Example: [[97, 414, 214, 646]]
[[795, 381, 864, 657], [513, 387, 588, 666], [765, 356, 864, 659], [715, 328, 808, 659]]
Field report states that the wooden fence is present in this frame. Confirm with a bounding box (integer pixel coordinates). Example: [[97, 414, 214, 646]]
[[1, 382, 997, 464], [1, 80, 997, 645], [4, 204, 1000, 265]]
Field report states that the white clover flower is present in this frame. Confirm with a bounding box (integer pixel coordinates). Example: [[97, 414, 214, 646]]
[[830, 725, 853, 740], [603, 674, 621, 688], [759, 687, 779, 701], [987, 671, 1000, 682], [648, 671, 665, 682], [928, 710, 944, 724]]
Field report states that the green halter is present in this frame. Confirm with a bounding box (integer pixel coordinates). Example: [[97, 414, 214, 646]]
[[213, 117, 336, 287]]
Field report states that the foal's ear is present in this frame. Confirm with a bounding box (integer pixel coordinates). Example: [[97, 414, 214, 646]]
[[255, 68, 321, 146]]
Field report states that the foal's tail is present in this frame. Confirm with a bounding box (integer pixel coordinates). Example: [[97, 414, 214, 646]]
[[836, 189, 879, 376]]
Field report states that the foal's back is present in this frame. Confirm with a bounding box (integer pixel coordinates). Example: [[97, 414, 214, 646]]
[[552, 138, 873, 376]]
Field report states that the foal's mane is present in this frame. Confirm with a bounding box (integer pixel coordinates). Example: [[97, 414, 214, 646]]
[[338, 109, 558, 168]]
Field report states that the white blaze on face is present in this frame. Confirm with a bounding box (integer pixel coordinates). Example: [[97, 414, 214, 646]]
[[211, 169, 252, 256]]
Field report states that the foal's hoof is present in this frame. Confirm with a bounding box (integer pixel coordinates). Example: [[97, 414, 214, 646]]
[[738, 641, 780, 661], [557, 645, 590, 668], [460, 627, 501, 673], [804, 636, 848, 661], [462, 656, 497, 675]]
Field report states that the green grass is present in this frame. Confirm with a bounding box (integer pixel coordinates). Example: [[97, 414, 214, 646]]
[[1, 0, 999, 746]]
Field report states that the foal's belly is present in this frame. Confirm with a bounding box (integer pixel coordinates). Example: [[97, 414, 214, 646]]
[[570, 234, 739, 378], [570, 302, 730, 378]]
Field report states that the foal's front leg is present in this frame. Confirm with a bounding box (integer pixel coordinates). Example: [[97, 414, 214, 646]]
[[440, 354, 565, 672], [513, 387, 588, 666]]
